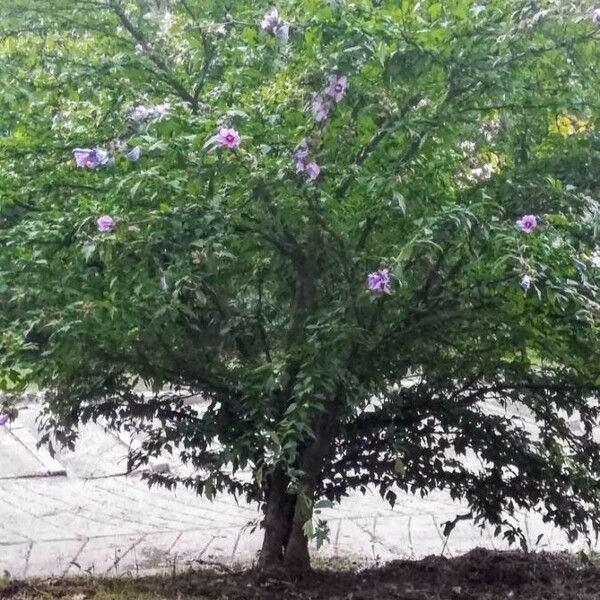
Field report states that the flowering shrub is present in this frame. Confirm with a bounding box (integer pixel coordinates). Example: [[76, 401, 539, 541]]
[[0, 0, 599, 575]]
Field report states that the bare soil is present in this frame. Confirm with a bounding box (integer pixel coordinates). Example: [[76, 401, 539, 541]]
[[1, 549, 598, 600]]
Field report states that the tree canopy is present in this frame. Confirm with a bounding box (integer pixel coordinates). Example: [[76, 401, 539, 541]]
[[0, 0, 599, 575]]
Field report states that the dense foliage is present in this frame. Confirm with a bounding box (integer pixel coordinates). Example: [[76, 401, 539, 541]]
[[1, 0, 599, 573]]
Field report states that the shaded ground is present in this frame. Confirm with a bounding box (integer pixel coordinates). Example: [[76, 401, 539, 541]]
[[1, 549, 598, 600], [2, 400, 589, 578]]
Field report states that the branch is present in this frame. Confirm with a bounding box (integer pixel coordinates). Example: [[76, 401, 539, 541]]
[[108, 0, 197, 108], [233, 222, 297, 259], [193, 31, 214, 104], [334, 95, 422, 199], [256, 273, 272, 363]]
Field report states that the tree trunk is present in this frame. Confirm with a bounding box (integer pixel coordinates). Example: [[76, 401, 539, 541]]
[[282, 502, 311, 573], [257, 466, 295, 572], [257, 481, 311, 578], [257, 416, 334, 578]]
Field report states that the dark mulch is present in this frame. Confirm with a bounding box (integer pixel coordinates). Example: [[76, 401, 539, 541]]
[[1, 549, 598, 600]]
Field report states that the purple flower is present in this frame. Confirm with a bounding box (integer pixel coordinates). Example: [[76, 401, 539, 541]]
[[305, 162, 320, 180], [593, 8, 600, 24], [311, 95, 329, 122], [97, 215, 115, 232], [73, 148, 94, 167], [293, 139, 320, 179], [261, 8, 289, 41], [520, 275, 531, 291], [130, 103, 170, 123], [216, 127, 241, 148], [261, 8, 280, 32], [152, 103, 170, 120], [367, 268, 391, 293], [517, 214, 537, 233], [131, 105, 150, 122], [73, 148, 109, 168], [159, 276, 169, 291], [325, 75, 348, 103], [94, 148, 109, 165], [0, 413, 10, 427], [294, 139, 310, 172], [294, 139, 309, 161], [274, 22, 289, 42], [126, 146, 141, 161]]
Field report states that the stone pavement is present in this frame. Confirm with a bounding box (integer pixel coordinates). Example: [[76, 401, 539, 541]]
[[0, 399, 594, 578]]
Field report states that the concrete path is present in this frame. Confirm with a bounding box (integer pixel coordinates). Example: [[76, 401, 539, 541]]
[[0, 398, 594, 578]]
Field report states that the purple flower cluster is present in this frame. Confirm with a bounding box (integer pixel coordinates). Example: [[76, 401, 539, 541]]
[[294, 139, 320, 180], [367, 268, 391, 293], [593, 8, 600, 24], [71, 71, 547, 301], [311, 75, 348, 122], [0, 413, 10, 426], [73, 144, 140, 168]]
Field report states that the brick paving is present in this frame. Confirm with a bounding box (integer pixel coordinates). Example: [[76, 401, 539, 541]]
[[0, 400, 594, 577]]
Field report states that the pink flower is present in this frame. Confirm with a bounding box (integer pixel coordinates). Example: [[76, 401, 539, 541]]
[[305, 162, 320, 180], [517, 214, 537, 233], [216, 127, 241, 148], [311, 95, 330, 122], [97, 215, 115, 232], [325, 75, 348, 103]]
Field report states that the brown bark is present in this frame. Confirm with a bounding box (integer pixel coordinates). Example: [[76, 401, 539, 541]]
[[257, 466, 294, 571], [283, 505, 311, 573], [283, 416, 333, 570], [257, 415, 335, 577]]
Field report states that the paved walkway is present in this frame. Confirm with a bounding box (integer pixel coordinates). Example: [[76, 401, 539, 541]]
[[0, 398, 594, 577]]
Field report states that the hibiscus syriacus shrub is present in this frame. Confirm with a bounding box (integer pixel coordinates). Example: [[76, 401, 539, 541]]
[[1, 0, 600, 574]]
